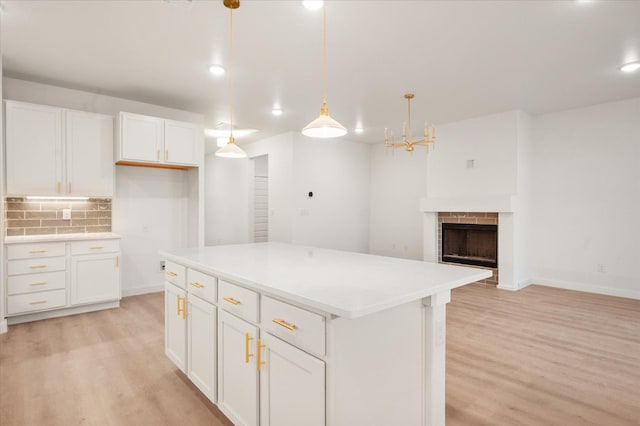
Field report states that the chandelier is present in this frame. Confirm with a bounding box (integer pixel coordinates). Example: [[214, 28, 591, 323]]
[[384, 94, 435, 152]]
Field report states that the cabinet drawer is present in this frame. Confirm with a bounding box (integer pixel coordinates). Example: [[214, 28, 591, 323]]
[[8, 256, 66, 276], [7, 289, 67, 315], [8, 271, 66, 295], [7, 242, 66, 260], [71, 239, 120, 255], [218, 280, 258, 323], [165, 261, 186, 288], [262, 296, 326, 357], [187, 268, 217, 304]]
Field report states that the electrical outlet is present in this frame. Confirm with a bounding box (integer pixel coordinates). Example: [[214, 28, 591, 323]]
[[62, 209, 71, 220], [160, 261, 166, 271]]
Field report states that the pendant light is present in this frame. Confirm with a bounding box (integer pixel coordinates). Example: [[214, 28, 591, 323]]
[[216, 0, 247, 158], [302, 4, 347, 138]]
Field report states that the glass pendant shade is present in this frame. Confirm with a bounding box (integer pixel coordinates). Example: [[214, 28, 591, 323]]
[[215, 137, 247, 158], [302, 102, 347, 138]]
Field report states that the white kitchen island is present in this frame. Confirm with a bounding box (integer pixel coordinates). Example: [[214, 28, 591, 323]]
[[160, 242, 490, 426]]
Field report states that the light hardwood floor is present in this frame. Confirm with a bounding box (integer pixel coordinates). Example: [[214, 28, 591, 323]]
[[1, 284, 638, 425]]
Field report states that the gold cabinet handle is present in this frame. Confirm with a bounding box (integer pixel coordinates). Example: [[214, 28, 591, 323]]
[[28, 250, 47, 254], [190, 282, 204, 289], [272, 318, 296, 331], [223, 297, 240, 305], [245, 333, 254, 364], [166, 271, 177, 277], [30, 300, 47, 305], [176, 295, 186, 319], [116, 256, 119, 267], [90, 246, 104, 250], [257, 339, 266, 371], [29, 265, 48, 269], [30, 282, 47, 286]]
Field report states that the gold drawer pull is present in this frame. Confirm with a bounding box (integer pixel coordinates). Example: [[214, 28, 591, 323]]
[[89, 246, 104, 250], [223, 296, 241, 305], [29, 265, 48, 269], [29, 250, 47, 254], [190, 282, 204, 289], [257, 339, 266, 371], [245, 333, 254, 363], [30, 300, 47, 305], [272, 318, 296, 331], [166, 271, 177, 277], [30, 282, 47, 286]]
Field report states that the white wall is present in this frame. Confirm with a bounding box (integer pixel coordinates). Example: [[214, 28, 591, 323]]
[[291, 135, 370, 253], [514, 111, 534, 287], [206, 132, 370, 253], [532, 98, 640, 299], [427, 111, 519, 198], [204, 152, 251, 245], [369, 144, 426, 260], [3, 77, 205, 296], [0, 53, 6, 332]]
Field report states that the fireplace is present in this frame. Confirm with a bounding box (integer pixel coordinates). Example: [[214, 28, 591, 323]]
[[441, 223, 498, 268]]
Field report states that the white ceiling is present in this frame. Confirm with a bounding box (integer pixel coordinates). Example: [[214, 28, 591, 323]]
[[1, 0, 639, 152]]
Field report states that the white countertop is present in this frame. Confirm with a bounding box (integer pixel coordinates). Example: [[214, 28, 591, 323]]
[[160, 242, 491, 319], [4, 232, 121, 245]]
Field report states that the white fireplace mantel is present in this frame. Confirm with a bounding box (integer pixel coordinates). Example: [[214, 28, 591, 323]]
[[419, 195, 515, 213]]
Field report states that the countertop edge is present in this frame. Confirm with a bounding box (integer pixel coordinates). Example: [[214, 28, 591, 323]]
[[4, 232, 122, 244]]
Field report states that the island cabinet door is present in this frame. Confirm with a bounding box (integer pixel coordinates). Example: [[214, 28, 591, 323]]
[[187, 294, 217, 403], [259, 333, 325, 426], [218, 310, 259, 426], [165, 282, 187, 372]]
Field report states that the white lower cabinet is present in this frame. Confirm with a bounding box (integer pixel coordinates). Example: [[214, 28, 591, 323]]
[[218, 310, 260, 426], [70, 253, 120, 305], [259, 333, 325, 426], [165, 282, 187, 372], [187, 294, 217, 403]]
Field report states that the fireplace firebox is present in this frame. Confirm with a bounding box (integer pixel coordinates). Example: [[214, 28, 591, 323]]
[[441, 223, 497, 268]]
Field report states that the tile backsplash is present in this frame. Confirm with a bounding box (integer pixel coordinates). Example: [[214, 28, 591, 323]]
[[5, 197, 112, 237]]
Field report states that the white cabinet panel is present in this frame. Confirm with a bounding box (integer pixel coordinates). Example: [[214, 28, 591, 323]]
[[70, 253, 120, 305], [70, 239, 120, 255], [8, 271, 66, 295], [66, 110, 114, 197], [187, 294, 217, 403], [260, 333, 325, 426], [187, 268, 217, 304], [5, 101, 62, 195], [218, 310, 259, 426], [7, 289, 66, 315], [165, 119, 198, 165], [7, 242, 66, 260], [165, 282, 187, 372], [119, 112, 164, 163], [8, 256, 67, 276], [218, 280, 259, 323]]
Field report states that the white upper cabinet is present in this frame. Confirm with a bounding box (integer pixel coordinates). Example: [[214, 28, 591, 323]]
[[66, 110, 114, 197], [5, 101, 63, 196], [5, 100, 114, 197], [116, 112, 200, 168], [118, 112, 164, 163], [164, 119, 198, 166]]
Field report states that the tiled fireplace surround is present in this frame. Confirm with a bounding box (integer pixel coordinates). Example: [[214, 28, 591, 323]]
[[4, 197, 112, 237], [438, 212, 498, 285]]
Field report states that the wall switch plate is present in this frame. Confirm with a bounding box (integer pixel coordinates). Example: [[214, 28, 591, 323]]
[[62, 209, 71, 220], [160, 260, 166, 271], [466, 159, 475, 169]]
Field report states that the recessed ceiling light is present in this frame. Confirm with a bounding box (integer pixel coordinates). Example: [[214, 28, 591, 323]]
[[619, 61, 640, 73], [354, 127, 364, 134], [209, 65, 225, 76], [303, 1, 324, 10], [272, 108, 283, 116]]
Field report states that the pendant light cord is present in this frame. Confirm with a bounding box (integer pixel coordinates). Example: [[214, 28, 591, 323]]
[[229, 5, 235, 140], [322, 5, 327, 106]]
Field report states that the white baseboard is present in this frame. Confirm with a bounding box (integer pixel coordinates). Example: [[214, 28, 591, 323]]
[[122, 284, 164, 297], [0, 319, 7, 334], [497, 278, 532, 292], [533, 277, 640, 300], [7, 300, 120, 326]]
